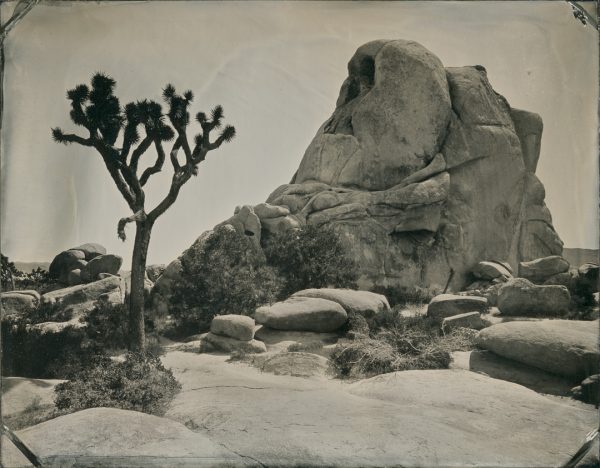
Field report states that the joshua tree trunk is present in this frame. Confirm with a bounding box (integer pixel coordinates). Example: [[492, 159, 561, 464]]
[[52, 76, 235, 353], [129, 219, 153, 352]]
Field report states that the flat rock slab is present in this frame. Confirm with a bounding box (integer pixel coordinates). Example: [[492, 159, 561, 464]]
[[477, 320, 599, 378], [1, 407, 250, 467], [426, 294, 488, 319], [255, 296, 348, 332], [201, 332, 266, 354], [163, 351, 596, 467], [441, 311, 484, 331], [210, 314, 255, 341], [292, 288, 390, 318], [450, 350, 579, 397], [2, 377, 64, 417], [258, 352, 331, 378]]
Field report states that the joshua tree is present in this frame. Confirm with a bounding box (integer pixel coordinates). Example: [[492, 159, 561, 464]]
[[52, 73, 235, 352]]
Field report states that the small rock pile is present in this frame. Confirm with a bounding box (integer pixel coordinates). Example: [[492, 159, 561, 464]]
[[255, 288, 390, 333], [200, 315, 267, 354], [49, 243, 123, 286], [425, 294, 487, 331], [462, 254, 598, 317]]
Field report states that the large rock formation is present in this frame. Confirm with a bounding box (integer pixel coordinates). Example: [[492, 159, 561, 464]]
[[155, 39, 563, 295]]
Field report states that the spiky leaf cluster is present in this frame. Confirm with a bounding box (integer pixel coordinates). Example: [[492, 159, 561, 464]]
[[162, 84, 192, 129], [123, 99, 174, 148], [85, 73, 124, 145]]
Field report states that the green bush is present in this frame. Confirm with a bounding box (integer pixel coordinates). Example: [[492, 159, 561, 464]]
[[1, 299, 162, 379], [264, 224, 358, 297], [1, 315, 93, 378], [171, 226, 282, 333], [1, 253, 18, 290], [54, 353, 181, 416]]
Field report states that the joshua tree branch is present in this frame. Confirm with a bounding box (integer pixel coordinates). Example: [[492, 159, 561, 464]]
[[129, 134, 154, 173], [140, 139, 167, 186], [147, 171, 191, 222], [169, 137, 182, 171], [117, 209, 147, 241]]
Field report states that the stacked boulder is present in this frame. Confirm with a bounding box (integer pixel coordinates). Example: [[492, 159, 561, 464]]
[[49, 243, 123, 286], [426, 294, 487, 332], [199, 315, 266, 354], [463, 255, 578, 317]]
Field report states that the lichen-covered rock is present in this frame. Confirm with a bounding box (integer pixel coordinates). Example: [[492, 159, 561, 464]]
[[426, 294, 488, 320], [496, 278, 570, 316], [210, 314, 255, 341], [255, 297, 348, 332], [519, 255, 570, 283], [291, 288, 390, 319], [477, 320, 598, 379]]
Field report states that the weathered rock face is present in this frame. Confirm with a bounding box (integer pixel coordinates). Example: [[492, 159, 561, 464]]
[[266, 39, 562, 291], [157, 39, 563, 297]]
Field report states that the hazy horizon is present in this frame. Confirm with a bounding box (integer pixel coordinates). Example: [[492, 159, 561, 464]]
[[1, 1, 598, 267]]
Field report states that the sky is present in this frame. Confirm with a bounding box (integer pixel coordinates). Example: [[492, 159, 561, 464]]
[[1, 1, 598, 267]]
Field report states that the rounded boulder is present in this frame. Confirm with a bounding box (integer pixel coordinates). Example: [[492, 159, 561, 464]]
[[255, 297, 348, 333], [210, 314, 256, 341]]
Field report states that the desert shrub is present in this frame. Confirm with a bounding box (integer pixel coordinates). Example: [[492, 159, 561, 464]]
[[287, 341, 324, 353], [14, 268, 55, 293], [1, 253, 18, 290], [171, 226, 282, 332], [29, 300, 73, 324], [1, 315, 93, 378], [264, 224, 359, 297], [371, 285, 438, 307], [54, 353, 181, 416], [83, 300, 130, 350], [331, 311, 476, 379], [341, 310, 370, 338], [2, 298, 163, 379], [565, 277, 598, 320]]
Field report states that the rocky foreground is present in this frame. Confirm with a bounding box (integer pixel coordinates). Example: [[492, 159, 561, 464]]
[[3, 343, 598, 468]]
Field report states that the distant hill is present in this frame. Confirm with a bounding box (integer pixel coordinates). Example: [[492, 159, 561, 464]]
[[13, 261, 50, 273], [562, 248, 598, 267]]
